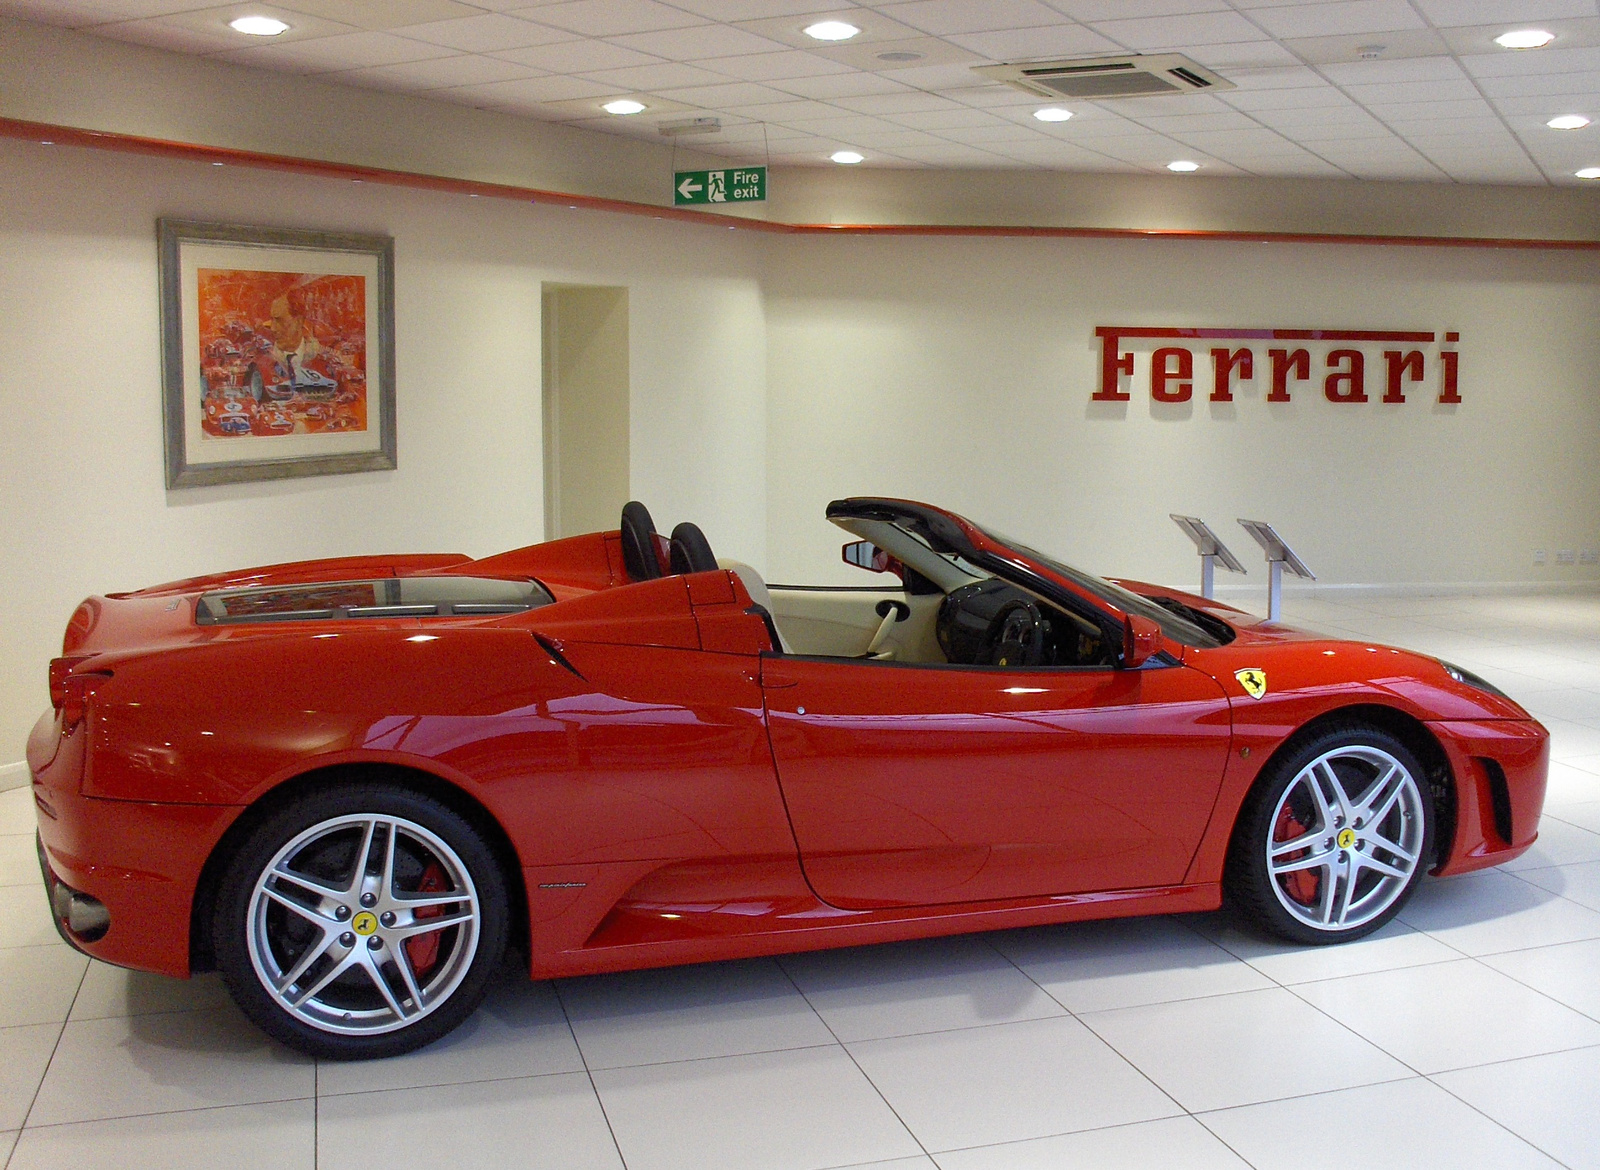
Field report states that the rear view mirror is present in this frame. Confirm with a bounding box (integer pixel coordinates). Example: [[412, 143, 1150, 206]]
[[842, 541, 893, 574], [1123, 614, 1163, 668]]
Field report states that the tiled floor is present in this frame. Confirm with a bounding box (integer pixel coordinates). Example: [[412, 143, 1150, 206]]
[[3, 590, 1600, 1170]]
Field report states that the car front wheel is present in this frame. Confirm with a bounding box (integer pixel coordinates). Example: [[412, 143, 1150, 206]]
[[214, 784, 508, 1060], [1227, 725, 1433, 945]]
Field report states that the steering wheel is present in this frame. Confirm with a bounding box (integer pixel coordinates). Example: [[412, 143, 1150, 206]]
[[985, 598, 1046, 668]]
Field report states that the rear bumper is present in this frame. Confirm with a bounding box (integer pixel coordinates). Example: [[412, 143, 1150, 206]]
[[1427, 718, 1549, 876], [31, 770, 241, 978]]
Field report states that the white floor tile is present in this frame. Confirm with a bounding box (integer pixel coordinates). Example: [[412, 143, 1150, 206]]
[[1200, 1077, 1563, 1169], [991, 916, 1272, 1013], [1081, 987, 1409, 1112], [318, 975, 583, 1096], [0, 1129, 15, 1165], [1561, 752, 1600, 776], [27, 1005, 314, 1126], [561, 957, 834, 1069], [1292, 958, 1600, 1073], [1546, 796, 1600, 831], [0, 944, 86, 1027], [1516, 860, 1600, 912], [0, 1023, 61, 1130], [1434, 1046, 1600, 1170], [319, 1073, 621, 1170], [1199, 915, 1461, 984], [0, 788, 34, 834], [0, 887, 61, 949], [1481, 938, 1600, 1020], [931, 1115, 1250, 1169], [9, 1100, 315, 1170], [592, 1046, 922, 1170], [0, 832, 39, 886], [1501, 818, 1600, 871], [67, 962, 231, 1021], [1397, 869, 1600, 955], [847, 1015, 1179, 1152], [780, 935, 1068, 1043]]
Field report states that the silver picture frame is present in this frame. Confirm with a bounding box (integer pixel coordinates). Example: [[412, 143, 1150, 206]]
[[158, 218, 396, 488]]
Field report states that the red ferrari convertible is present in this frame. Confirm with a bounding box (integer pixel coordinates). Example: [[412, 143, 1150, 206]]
[[29, 498, 1548, 1058]]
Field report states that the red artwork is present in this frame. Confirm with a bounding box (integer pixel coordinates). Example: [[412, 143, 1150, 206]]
[[196, 269, 368, 438], [30, 498, 1547, 1060]]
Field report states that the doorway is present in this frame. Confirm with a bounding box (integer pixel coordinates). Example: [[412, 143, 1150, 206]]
[[542, 284, 629, 540]]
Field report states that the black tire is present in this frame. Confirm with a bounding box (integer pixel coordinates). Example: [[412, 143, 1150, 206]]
[[621, 500, 661, 582], [669, 521, 717, 574], [1226, 723, 1433, 945], [213, 783, 509, 1060]]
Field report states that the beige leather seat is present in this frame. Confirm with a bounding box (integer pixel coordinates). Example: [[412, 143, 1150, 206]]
[[716, 559, 791, 653]]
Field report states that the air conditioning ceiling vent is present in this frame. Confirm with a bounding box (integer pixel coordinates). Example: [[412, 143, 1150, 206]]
[[972, 54, 1234, 100]]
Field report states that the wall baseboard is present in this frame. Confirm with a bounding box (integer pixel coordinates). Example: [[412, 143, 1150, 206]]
[[1211, 580, 1600, 602], [0, 761, 27, 791]]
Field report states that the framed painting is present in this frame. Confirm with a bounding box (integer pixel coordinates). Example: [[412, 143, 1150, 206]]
[[158, 219, 396, 488]]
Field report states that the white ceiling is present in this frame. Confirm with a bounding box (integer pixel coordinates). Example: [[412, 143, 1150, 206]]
[[9, 0, 1600, 184]]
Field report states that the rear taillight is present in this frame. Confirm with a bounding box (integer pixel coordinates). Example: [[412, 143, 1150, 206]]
[[49, 657, 110, 732]]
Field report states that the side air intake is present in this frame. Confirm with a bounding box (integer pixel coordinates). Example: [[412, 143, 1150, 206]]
[[972, 54, 1234, 100]]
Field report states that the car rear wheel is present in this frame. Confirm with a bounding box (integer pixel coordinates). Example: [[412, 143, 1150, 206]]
[[1227, 725, 1433, 945], [214, 784, 508, 1060]]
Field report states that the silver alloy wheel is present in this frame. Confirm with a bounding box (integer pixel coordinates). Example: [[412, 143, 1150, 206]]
[[1265, 744, 1426, 932], [245, 814, 481, 1036]]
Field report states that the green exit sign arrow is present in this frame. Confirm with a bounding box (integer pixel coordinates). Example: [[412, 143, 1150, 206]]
[[674, 167, 766, 206]]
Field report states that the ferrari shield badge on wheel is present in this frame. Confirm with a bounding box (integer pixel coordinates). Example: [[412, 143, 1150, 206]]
[[1235, 668, 1268, 699]]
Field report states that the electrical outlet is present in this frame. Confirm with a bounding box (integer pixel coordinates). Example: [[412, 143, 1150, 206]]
[[1534, 549, 1547, 565], [1581, 549, 1599, 565], [1557, 549, 1576, 565]]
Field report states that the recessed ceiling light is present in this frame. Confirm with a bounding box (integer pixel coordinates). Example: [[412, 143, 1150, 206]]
[[831, 150, 864, 164], [1576, 167, 1600, 178], [1494, 28, 1554, 49], [229, 15, 289, 36], [1548, 115, 1590, 130], [804, 20, 860, 41], [1033, 107, 1073, 122], [1167, 159, 1200, 172], [602, 98, 646, 115]]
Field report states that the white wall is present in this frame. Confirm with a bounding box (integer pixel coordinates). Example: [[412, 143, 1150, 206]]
[[760, 233, 1600, 590], [0, 139, 767, 763]]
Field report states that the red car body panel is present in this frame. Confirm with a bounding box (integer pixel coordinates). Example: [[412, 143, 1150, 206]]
[[28, 500, 1549, 982]]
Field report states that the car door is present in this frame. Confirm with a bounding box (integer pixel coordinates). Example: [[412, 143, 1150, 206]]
[[761, 654, 1232, 909]]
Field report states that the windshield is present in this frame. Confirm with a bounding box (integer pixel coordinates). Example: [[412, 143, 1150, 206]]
[[977, 527, 1223, 649]]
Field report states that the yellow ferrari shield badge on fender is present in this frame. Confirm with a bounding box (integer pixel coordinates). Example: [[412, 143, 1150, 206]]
[[1235, 668, 1268, 699]]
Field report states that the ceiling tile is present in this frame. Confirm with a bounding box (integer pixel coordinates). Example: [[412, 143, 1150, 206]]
[[771, 71, 915, 98], [492, 39, 661, 70], [119, 4, 359, 47], [877, 0, 1077, 36], [392, 12, 572, 51], [691, 49, 852, 80], [1280, 28, 1449, 63], [829, 90, 963, 115], [1491, 91, 1600, 113], [731, 9, 927, 50], [279, 0, 483, 29], [214, 30, 458, 72], [1089, 10, 1269, 48], [337, 53, 542, 88], [1340, 78, 1484, 102], [1478, 69, 1600, 95], [1186, 40, 1303, 67], [668, 0, 843, 17], [1248, 1, 1426, 40], [727, 98, 856, 121], [943, 23, 1123, 59], [1132, 109, 1263, 130], [578, 61, 731, 88], [516, 0, 705, 37], [91, 17, 264, 53], [1225, 65, 1329, 88], [937, 121, 1044, 142], [1050, 0, 1228, 19], [1224, 84, 1352, 109], [608, 23, 792, 59], [1319, 56, 1470, 84], [452, 72, 614, 104], [1460, 43, 1600, 76], [652, 80, 802, 106], [1359, 97, 1498, 117], [0, 0, 182, 23], [1412, 0, 1596, 27], [888, 106, 1016, 128]]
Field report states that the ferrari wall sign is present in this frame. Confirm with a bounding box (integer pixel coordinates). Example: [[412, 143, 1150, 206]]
[[1093, 326, 1460, 406]]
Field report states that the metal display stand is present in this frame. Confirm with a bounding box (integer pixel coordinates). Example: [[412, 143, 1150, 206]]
[[1169, 515, 1247, 599], [1237, 519, 1316, 621]]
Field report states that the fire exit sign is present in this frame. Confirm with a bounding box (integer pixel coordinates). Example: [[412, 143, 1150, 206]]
[[674, 167, 767, 205]]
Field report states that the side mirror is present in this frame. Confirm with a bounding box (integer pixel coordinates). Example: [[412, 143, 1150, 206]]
[[842, 540, 893, 574], [1123, 614, 1162, 668]]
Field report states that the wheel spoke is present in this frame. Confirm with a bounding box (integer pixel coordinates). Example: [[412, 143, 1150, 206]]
[[390, 909, 474, 940], [1315, 760, 1356, 825], [274, 927, 339, 994], [388, 946, 426, 1012], [1272, 846, 1337, 875], [261, 883, 333, 930], [1358, 764, 1406, 827], [1331, 858, 1360, 925], [349, 818, 380, 893], [289, 948, 360, 1006], [1301, 768, 1336, 832], [378, 822, 399, 899], [270, 864, 345, 901], [361, 952, 414, 1021], [1354, 850, 1410, 880], [390, 892, 470, 911]]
